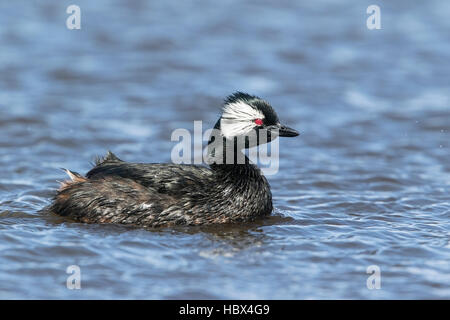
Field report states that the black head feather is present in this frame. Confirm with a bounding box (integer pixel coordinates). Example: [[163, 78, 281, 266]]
[[224, 91, 279, 126]]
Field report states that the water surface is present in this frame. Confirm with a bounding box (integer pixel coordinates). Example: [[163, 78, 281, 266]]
[[0, 0, 449, 299]]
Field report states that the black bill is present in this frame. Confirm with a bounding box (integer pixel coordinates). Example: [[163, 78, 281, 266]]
[[278, 124, 299, 137]]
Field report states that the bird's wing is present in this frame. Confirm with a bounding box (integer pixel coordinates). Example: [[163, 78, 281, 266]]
[[86, 154, 214, 197]]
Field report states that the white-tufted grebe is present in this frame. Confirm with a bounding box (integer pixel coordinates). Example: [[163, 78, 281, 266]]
[[50, 92, 299, 227]]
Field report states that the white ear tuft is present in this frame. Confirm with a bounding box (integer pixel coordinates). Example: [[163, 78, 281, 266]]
[[220, 101, 264, 139]]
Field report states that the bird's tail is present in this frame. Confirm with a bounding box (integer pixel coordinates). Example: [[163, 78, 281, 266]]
[[58, 168, 87, 191]]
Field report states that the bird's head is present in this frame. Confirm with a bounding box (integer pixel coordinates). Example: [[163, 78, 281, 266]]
[[214, 92, 299, 147]]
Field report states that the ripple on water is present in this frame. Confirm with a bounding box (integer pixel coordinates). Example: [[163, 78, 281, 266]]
[[0, 0, 449, 299]]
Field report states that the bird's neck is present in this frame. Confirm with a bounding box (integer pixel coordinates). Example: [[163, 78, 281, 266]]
[[207, 136, 262, 178], [206, 123, 272, 217], [206, 119, 262, 178]]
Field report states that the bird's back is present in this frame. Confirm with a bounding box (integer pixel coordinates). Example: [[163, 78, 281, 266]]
[[51, 152, 223, 227], [50, 151, 272, 227]]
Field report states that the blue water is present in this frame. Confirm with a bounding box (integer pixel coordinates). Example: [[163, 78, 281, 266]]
[[0, 0, 449, 299]]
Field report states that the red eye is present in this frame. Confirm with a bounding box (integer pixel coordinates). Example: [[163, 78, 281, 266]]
[[254, 118, 263, 126]]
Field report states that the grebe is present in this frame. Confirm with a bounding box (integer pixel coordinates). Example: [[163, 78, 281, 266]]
[[50, 92, 299, 227]]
